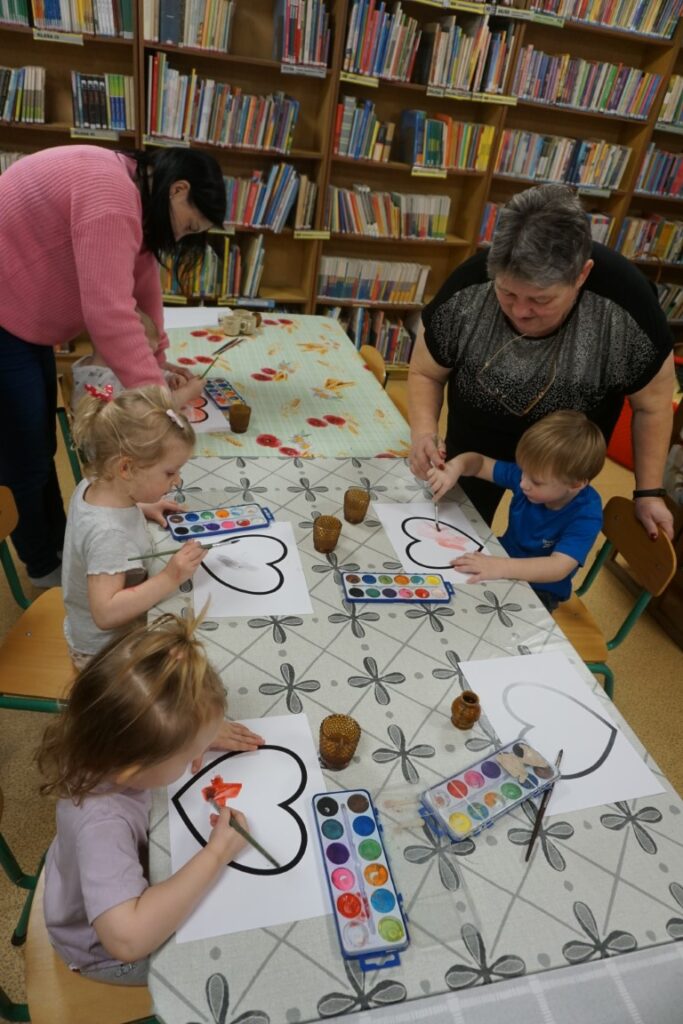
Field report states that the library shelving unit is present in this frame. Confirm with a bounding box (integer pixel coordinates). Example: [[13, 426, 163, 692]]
[[2, 0, 683, 370]]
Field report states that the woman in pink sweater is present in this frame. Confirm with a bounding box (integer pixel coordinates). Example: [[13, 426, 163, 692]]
[[0, 145, 226, 586]]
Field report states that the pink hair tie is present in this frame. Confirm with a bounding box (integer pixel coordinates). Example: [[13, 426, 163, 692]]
[[84, 383, 113, 402], [166, 408, 184, 428]]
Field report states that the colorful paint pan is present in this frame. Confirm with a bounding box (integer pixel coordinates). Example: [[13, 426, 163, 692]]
[[420, 741, 559, 844], [166, 503, 274, 541], [312, 788, 409, 970], [340, 571, 454, 605], [204, 378, 245, 409]]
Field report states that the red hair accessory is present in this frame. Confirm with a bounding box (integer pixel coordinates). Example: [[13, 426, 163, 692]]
[[84, 383, 114, 402]]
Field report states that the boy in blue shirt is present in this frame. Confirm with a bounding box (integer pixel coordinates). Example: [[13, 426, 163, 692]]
[[427, 410, 606, 611]]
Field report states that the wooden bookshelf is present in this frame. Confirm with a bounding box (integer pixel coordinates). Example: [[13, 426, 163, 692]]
[[2, 1, 683, 361]]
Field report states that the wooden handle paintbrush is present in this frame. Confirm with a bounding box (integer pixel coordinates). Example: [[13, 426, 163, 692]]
[[198, 336, 246, 379], [525, 748, 563, 863], [128, 536, 240, 561], [210, 800, 280, 868]]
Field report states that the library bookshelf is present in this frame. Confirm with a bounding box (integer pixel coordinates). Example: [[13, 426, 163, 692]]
[[2, 0, 683, 372]]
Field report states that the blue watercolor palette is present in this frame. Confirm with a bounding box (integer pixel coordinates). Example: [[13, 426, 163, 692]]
[[165, 503, 274, 541], [312, 789, 410, 970], [420, 741, 559, 843], [204, 378, 245, 409], [340, 571, 454, 604]]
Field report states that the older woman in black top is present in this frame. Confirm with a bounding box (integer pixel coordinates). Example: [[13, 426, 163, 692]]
[[408, 183, 675, 539]]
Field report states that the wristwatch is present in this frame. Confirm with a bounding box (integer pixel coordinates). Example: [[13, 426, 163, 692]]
[[633, 488, 667, 498]]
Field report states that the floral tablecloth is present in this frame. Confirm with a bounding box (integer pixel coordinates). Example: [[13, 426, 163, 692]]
[[165, 317, 410, 459], [148, 457, 683, 1024]]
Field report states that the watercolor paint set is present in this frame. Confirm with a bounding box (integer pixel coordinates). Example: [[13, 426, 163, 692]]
[[165, 503, 274, 542], [312, 789, 410, 970], [420, 741, 559, 843], [340, 571, 454, 604], [204, 378, 245, 410]]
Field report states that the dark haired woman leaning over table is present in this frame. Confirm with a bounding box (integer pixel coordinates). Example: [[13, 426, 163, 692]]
[[408, 183, 675, 541], [0, 145, 226, 586]]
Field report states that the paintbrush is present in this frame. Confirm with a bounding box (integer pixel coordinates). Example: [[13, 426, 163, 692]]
[[198, 336, 246, 379], [210, 800, 280, 868], [129, 536, 243, 561], [525, 748, 563, 863], [434, 502, 441, 533]]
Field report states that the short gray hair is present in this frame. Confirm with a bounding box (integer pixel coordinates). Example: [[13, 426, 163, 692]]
[[487, 184, 592, 287]]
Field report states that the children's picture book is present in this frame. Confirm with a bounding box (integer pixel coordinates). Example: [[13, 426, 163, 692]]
[[168, 714, 329, 942]]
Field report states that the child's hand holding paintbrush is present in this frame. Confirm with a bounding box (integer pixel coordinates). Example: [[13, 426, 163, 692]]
[[206, 804, 251, 866]]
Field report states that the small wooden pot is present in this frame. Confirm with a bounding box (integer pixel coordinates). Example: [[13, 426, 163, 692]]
[[451, 690, 481, 730]]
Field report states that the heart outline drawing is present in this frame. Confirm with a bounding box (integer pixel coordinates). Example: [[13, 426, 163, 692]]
[[200, 534, 287, 595], [172, 744, 308, 876], [502, 682, 618, 780], [401, 516, 484, 569]]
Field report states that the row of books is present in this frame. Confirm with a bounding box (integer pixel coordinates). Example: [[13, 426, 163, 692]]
[[325, 185, 451, 240], [635, 145, 683, 198], [332, 305, 418, 363], [146, 54, 300, 152], [518, 0, 683, 37], [342, 0, 421, 82], [144, 0, 234, 52], [318, 256, 430, 303], [478, 201, 613, 244], [658, 76, 683, 127], [657, 281, 683, 322], [415, 15, 516, 96], [398, 109, 494, 170], [71, 71, 134, 131], [511, 47, 661, 120], [494, 129, 631, 190], [273, 0, 331, 69], [0, 65, 45, 123], [223, 163, 317, 232], [615, 215, 683, 263], [27, 0, 133, 35], [161, 234, 266, 299], [0, 149, 24, 172], [333, 97, 395, 162]]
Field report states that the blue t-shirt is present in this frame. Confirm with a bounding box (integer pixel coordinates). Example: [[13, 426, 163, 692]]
[[492, 461, 603, 601]]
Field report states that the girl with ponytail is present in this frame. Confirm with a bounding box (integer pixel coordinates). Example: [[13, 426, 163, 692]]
[[38, 611, 263, 986]]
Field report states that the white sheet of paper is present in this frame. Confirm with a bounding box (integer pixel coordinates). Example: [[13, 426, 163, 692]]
[[163, 308, 220, 329], [168, 714, 329, 943], [182, 393, 232, 434], [373, 501, 488, 584], [193, 521, 313, 618], [460, 652, 664, 816]]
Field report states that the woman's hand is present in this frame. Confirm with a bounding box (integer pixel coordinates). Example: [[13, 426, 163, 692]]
[[138, 498, 182, 526], [191, 721, 265, 773], [634, 496, 674, 541], [409, 433, 446, 480]]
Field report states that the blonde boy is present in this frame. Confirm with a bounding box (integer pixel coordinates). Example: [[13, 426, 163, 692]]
[[428, 410, 606, 611]]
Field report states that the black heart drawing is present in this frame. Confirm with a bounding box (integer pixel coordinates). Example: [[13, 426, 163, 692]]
[[503, 682, 617, 780], [199, 534, 287, 595], [172, 745, 308, 876], [401, 516, 484, 570]]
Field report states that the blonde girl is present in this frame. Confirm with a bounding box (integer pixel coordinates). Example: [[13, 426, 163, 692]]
[[38, 612, 264, 986], [61, 384, 207, 667]]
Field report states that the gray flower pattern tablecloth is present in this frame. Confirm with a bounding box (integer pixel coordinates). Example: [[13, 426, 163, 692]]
[[148, 457, 683, 1024]]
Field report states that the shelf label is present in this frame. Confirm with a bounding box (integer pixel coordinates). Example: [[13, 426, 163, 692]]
[[293, 229, 330, 240], [577, 187, 611, 197], [339, 70, 378, 88], [480, 93, 517, 106], [444, 88, 474, 101], [162, 294, 188, 305], [280, 61, 327, 79], [412, 165, 447, 178], [70, 127, 119, 141], [426, 85, 445, 97], [209, 225, 235, 236], [33, 27, 83, 44], [531, 11, 564, 24], [143, 134, 190, 148], [656, 122, 683, 135], [451, 0, 487, 10]]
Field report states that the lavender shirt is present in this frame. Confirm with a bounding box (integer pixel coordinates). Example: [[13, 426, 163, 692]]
[[44, 786, 151, 970]]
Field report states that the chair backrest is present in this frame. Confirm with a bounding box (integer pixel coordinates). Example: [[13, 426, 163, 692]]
[[603, 496, 677, 597], [0, 486, 31, 609], [0, 486, 19, 543], [359, 345, 387, 387], [389, 387, 409, 422]]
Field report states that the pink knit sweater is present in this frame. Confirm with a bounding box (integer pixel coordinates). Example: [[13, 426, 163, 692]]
[[0, 146, 169, 388]]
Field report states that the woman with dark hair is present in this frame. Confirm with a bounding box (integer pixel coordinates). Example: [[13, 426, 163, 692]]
[[0, 144, 226, 586], [408, 183, 675, 541]]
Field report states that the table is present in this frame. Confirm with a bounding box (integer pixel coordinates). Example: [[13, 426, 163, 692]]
[[148, 457, 683, 1024], [164, 316, 410, 458]]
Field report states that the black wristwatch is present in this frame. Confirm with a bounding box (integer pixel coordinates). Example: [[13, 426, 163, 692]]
[[633, 488, 667, 499]]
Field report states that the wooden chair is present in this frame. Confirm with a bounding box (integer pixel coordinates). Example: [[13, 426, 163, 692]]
[[56, 373, 83, 486], [0, 789, 156, 1024], [552, 496, 677, 699], [359, 345, 387, 388], [0, 487, 73, 713], [388, 386, 409, 422]]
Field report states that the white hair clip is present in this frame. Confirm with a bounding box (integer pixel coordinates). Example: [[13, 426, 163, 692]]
[[166, 408, 184, 428]]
